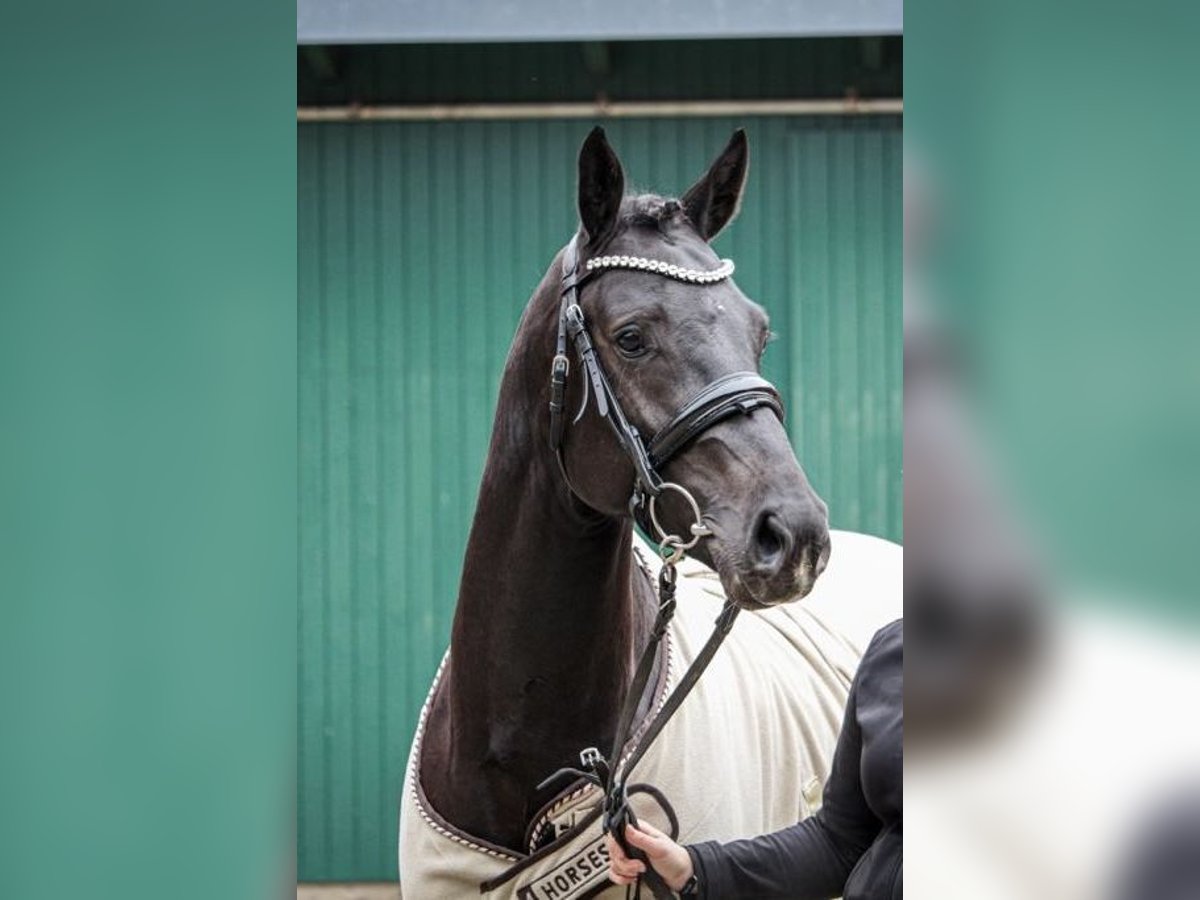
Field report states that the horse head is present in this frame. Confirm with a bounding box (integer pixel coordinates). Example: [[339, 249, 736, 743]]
[[552, 127, 830, 608]]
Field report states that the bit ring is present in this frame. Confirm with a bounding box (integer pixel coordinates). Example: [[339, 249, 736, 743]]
[[648, 482, 712, 551]]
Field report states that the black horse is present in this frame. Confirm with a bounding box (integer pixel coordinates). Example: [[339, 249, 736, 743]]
[[400, 131, 896, 896]]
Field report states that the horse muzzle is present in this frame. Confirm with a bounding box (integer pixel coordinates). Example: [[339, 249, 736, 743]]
[[712, 498, 831, 608]]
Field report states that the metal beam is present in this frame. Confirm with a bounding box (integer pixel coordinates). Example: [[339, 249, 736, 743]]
[[298, 0, 902, 45], [297, 98, 904, 123]]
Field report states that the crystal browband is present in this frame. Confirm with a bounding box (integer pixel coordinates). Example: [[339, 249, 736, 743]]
[[585, 254, 735, 284]]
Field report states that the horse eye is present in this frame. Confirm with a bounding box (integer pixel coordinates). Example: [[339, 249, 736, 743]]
[[615, 326, 646, 356]]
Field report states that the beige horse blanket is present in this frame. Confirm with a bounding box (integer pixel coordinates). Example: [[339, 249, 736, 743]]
[[399, 530, 901, 898]]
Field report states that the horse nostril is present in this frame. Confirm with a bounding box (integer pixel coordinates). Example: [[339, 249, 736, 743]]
[[807, 532, 831, 577], [753, 512, 792, 571]]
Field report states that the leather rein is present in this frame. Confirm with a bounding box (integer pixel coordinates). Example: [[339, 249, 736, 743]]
[[538, 235, 785, 897]]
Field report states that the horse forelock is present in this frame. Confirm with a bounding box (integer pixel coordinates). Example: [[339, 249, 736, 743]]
[[618, 193, 685, 232]]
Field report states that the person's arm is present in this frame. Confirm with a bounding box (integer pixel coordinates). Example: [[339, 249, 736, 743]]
[[684, 653, 880, 899], [608, 625, 896, 898]]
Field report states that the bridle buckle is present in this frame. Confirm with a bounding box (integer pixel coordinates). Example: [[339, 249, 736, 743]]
[[579, 747, 603, 770], [551, 353, 569, 382]]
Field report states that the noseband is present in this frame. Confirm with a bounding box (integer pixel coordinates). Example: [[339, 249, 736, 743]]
[[538, 234, 786, 898], [548, 235, 784, 547]]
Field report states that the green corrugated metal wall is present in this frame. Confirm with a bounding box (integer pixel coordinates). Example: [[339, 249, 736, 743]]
[[298, 42, 901, 883], [298, 115, 901, 881]]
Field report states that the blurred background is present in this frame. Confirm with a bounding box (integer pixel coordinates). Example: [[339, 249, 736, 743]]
[[906, 2, 1200, 897], [296, 1, 902, 890]]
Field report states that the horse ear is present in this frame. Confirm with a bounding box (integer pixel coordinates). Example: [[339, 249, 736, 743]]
[[577, 127, 625, 248], [681, 129, 749, 241]]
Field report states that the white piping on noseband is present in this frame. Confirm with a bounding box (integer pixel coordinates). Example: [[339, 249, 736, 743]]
[[585, 254, 735, 284]]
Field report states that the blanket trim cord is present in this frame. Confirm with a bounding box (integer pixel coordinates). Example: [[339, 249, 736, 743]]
[[406, 653, 521, 862]]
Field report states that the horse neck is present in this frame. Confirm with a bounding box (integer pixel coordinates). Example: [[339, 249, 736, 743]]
[[452, 450, 644, 749], [435, 278, 656, 844]]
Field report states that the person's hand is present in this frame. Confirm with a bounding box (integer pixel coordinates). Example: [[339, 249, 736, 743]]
[[605, 821, 694, 891]]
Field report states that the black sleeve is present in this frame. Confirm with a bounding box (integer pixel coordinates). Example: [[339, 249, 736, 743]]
[[684, 631, 887, 899]]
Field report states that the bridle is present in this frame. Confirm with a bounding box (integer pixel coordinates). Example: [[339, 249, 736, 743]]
[[549, 235, 784, 549], [539, 234, 786, 898]]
